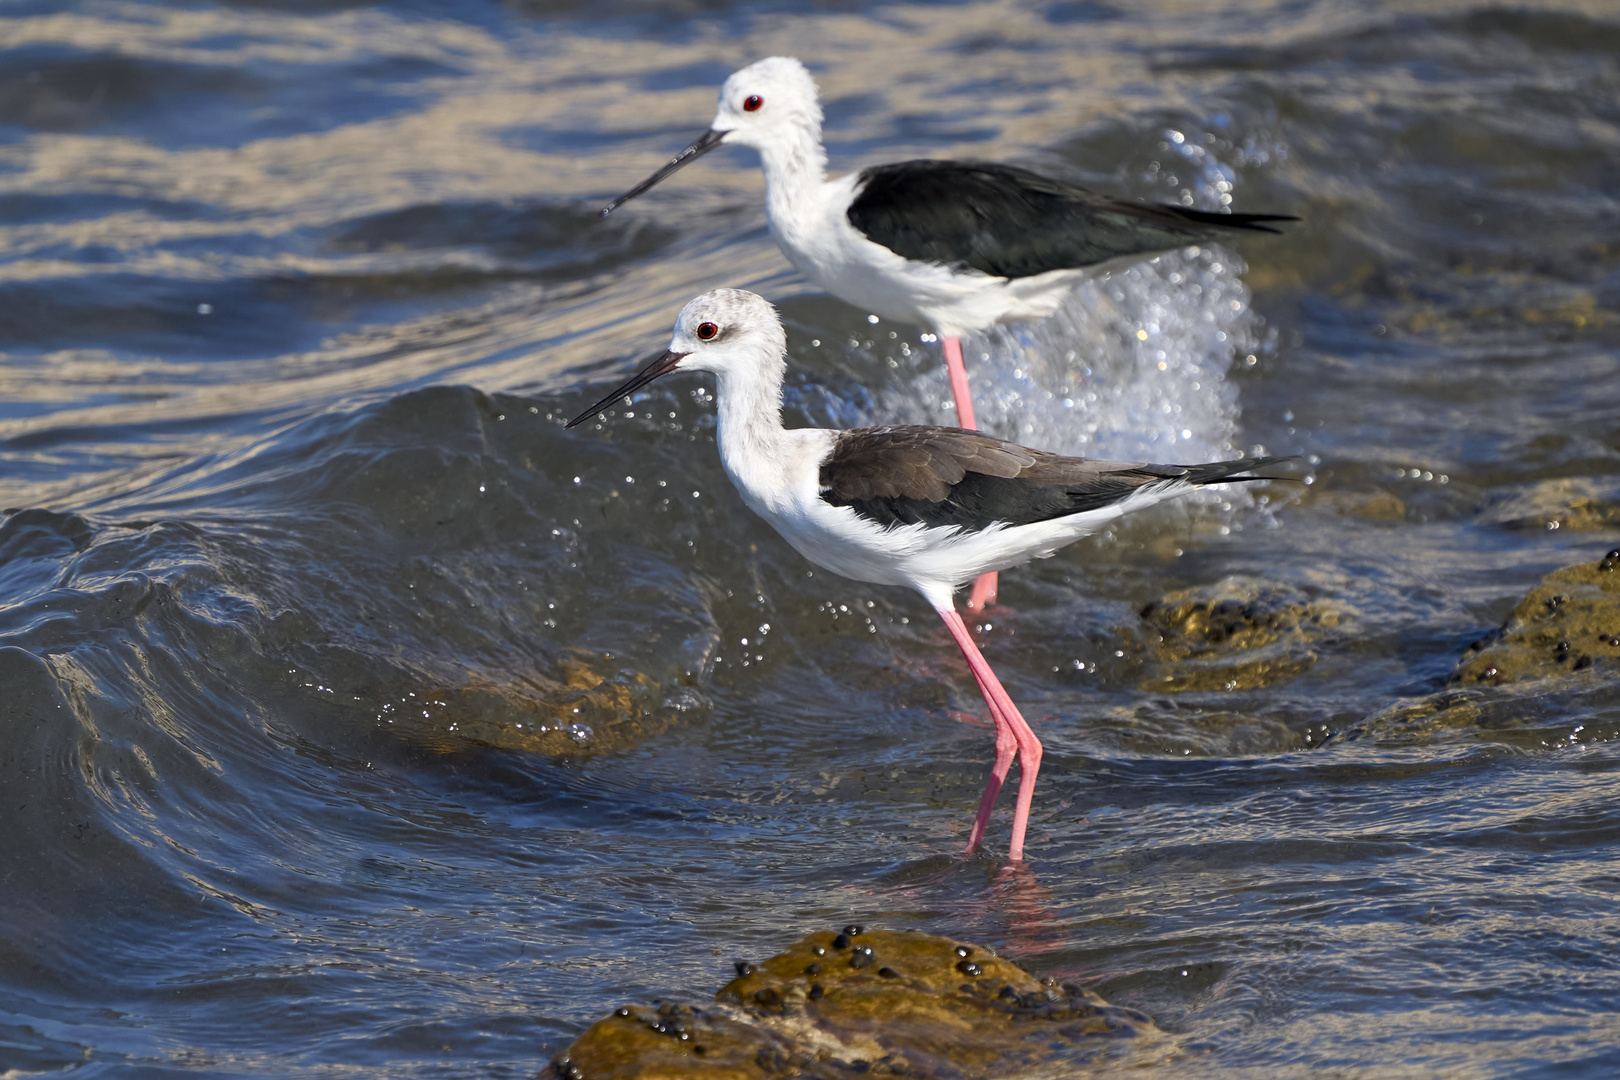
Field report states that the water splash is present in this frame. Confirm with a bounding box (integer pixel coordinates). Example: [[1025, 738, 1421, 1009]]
[[797, 125, 1278, 483], [931, 245, 1256, 465]]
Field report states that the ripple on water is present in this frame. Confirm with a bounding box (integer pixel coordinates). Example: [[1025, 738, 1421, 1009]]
[[2, 1, 1620, 1077]]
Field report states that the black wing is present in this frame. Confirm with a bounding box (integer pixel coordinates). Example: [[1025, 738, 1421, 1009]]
[[820, 425, 1286, 530], [846, 160, 1296, 279]]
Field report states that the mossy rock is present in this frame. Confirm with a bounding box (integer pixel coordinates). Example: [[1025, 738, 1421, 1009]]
[[1483, 478, 1620, 533], [1299, 488, 1407, 522], [391, 649, 678, 757], [1337, 675, 1620, 749], [1450, 550, 1620, 687], [545, 928, 1159, 1079], [1129, 576, 1347, 692], [1344, 550, 1620, 747]]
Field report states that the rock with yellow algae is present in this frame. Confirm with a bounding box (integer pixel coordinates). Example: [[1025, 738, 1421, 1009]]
[[1343, 550, 1620, 747], [1128, 576, 1347, 692], [1450, 550, 1620, 688], [1337, 491, 1407, 522], [547, 999, 837, 1080], [543, 928, 1159, 1079], [1300, 489, 1407, 522], [391, 648, 682, 758], [1483, 478, 1620, 534]]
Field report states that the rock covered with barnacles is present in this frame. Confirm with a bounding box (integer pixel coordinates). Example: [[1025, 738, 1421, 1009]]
[[1129, 575, 1347, 692], [1342, 550, 1620, 746], [542, 927, 1159, 1079], [1449, 549, 1620, 687]]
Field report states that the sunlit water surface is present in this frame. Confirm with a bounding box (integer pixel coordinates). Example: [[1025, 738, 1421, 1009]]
[[2, 0, 1618, 1076]]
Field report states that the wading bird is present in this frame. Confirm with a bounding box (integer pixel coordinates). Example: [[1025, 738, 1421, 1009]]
[[602, 57, 1294, 609], [567, 289, 1287, 861]]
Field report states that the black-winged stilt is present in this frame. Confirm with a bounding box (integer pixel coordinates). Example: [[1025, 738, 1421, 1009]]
[[601, 56, 1295, 610], [566, 288, 1288, 862]]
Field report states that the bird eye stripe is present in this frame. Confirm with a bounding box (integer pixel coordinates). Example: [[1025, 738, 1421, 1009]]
[[743, 94, 763, 112]]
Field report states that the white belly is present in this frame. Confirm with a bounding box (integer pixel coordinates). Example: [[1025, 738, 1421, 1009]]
[[749, 474, 1195, 609]]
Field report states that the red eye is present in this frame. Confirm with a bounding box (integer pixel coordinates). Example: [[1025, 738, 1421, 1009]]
[[696, 322, 719, 340], [743, 95, 763, 112]]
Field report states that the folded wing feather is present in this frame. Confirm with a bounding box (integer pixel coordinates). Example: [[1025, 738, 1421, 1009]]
[[820, 426, 1196, 530]]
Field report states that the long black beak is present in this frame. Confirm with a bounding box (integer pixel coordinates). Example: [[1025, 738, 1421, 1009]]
[[601, 129, 727, 216], [566, 349, 689, 429]]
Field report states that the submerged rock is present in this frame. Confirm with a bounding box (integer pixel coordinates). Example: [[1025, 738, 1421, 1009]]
[[543, 928, 1159, 1079], [1130, 575, 1347, 692], [384, 649, 682, 758], [1312, 489, 1407, 522]]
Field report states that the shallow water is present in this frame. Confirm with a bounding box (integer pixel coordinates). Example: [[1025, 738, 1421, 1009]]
[[2, 0, 1619, 1075]]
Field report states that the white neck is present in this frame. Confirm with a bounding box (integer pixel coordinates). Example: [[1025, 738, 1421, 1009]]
[[710, 347, 795, 511], [713, 348, 786, 451], [756, 121, 830, 234]]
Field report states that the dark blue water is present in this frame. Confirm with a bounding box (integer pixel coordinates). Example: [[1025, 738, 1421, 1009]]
[[2, 1, 1618, 1075]]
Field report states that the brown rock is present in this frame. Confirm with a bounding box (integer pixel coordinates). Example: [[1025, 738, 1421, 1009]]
[[1450, 551, 1620, 687], [544, 928, 1159, 1079], [1130, 576, 1347, 692], [1345, 550, 1620, 746], [1326, 490, 1407, 522], [1483, 478, 1620, 533], [391, 649, 678, 757]]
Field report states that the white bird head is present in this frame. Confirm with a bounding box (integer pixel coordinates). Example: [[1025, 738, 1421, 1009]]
[[665, 289, 787, 373], [601, 57, 822, 216], [567, 290, 785, 428], [709, 57, 823, 152]]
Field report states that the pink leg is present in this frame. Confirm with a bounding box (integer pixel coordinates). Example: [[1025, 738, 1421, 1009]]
[[937, 606, 1044, 861], [941, 335, 999, 610], [941, 334, 977, 430], [964, 664, 1017, 853]]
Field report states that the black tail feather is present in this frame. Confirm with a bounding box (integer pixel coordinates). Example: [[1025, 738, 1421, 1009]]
[[1183, 455, 1299, 486], [1163, 206, 1300, 235]]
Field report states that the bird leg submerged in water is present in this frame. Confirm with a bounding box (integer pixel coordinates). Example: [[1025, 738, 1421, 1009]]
[[937, 606, 1041, 859]]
